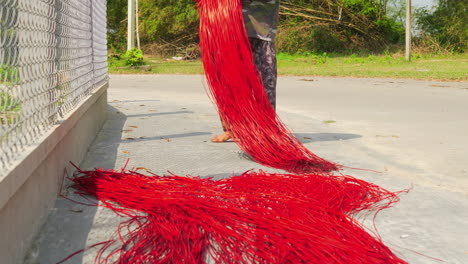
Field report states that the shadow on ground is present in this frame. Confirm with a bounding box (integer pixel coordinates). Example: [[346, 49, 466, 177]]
[[126, 110, 193, 118], [29, 105, 127, 264], [295, 132, 361, 143]]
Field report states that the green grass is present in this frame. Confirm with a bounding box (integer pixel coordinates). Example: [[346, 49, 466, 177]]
[[277, 52, 467, 81], [109, 57, 203, 74], [109, 53, 468, 81]]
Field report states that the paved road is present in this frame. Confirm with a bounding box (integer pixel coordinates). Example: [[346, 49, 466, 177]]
[[28, 75, 468, 264]]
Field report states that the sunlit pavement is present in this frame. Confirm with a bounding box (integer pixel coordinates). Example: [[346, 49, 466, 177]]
[[26, 75, 468, 264]]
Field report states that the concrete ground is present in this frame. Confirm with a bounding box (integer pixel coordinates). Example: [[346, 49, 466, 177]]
[[26, 75, 468, 264]]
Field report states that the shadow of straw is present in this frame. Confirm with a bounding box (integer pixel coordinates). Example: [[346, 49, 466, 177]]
[[294, 132, 362, 143]]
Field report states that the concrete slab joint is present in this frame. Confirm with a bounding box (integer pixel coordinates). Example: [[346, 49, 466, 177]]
[[0, 82, 109, 264]]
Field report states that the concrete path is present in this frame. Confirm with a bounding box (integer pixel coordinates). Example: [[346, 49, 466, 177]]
[[27, 75, 468, 264]]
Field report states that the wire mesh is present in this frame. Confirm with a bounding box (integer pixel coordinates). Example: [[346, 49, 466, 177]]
[[0, 0, 108, 174]]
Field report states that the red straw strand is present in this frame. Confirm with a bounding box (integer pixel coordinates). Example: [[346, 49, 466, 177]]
[[60, 1, 410, 263], [68, 168, 407, 264], [197, 0, 339, 173]]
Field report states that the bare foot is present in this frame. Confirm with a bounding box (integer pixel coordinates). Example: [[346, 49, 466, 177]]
[[211, 132, 232, 143]]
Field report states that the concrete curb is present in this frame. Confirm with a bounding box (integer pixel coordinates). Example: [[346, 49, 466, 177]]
[[0, 82, 108, 264]]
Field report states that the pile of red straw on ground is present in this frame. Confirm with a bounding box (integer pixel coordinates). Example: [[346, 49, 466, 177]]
[[64, 0, 408, 263], [68, 168, 407, 264]]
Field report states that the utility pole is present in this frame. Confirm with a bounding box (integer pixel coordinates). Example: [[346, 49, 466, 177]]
[[406, 0, 411, 61], [127, 0, 135, 50], [136, 0, 141, 50]]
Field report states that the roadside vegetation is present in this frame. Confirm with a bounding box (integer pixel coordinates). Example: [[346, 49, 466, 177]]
[[109, 52, 467, 81], [107, 0, 466, 81]]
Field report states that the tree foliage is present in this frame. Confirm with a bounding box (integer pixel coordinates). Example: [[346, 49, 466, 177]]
[[277, 0, 404, 53], [107, 0, 128, 52], [138, 0, 199, 46], [107, 0, 199, 55], [106, 0, 464, 55], [416, 0, 467, 53]]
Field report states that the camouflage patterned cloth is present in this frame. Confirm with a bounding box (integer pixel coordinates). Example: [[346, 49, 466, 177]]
[[221, 1, 279, 132], [250, 38, 277, 109], [222, 37, 277, 132], [242, 0, 280, 42]]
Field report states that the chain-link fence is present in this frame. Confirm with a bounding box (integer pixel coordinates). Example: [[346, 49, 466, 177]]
[[0, 0, 108, 174]]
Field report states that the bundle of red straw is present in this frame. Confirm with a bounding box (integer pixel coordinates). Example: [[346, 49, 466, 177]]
[[68, 168, 407, 264], [62, 0, 409, 263], [197, 0, 338, 174]]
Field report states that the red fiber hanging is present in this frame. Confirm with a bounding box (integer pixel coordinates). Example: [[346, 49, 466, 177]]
[[196, 0, 339, 174], [67, 168, 407, 264], [58, 0, 410, 263]]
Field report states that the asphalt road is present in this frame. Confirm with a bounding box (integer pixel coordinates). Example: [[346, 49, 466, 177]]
[[28, 75, 468, 264]]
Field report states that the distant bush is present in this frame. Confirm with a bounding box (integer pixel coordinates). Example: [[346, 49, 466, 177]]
[[277, 25, 345, 54], [123, 48, 145, 66]]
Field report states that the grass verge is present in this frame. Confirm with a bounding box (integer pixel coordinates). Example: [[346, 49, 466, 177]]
[[109, 53, 467, 81]]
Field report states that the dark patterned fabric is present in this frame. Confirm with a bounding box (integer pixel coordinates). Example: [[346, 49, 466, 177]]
[[222, 38, 277, 132], [250, 37, 277, 109], [242, 0, 280, 42]]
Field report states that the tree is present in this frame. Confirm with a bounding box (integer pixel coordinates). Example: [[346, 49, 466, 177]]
[[138, 0, 198, 46], [277, 0, 404, 53], [107, 0, 199, 55], [416, 0, 467, 52], [107, 0, 129, 52], [386, 0, 406, 24], [106, 0, 406, 55]]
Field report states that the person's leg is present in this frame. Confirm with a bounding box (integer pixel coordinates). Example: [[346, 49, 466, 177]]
[[211, 116, 232, 142], [211, 38, 277, 143], [210, 129, 232, 142], [250, 37, 277, 110]]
